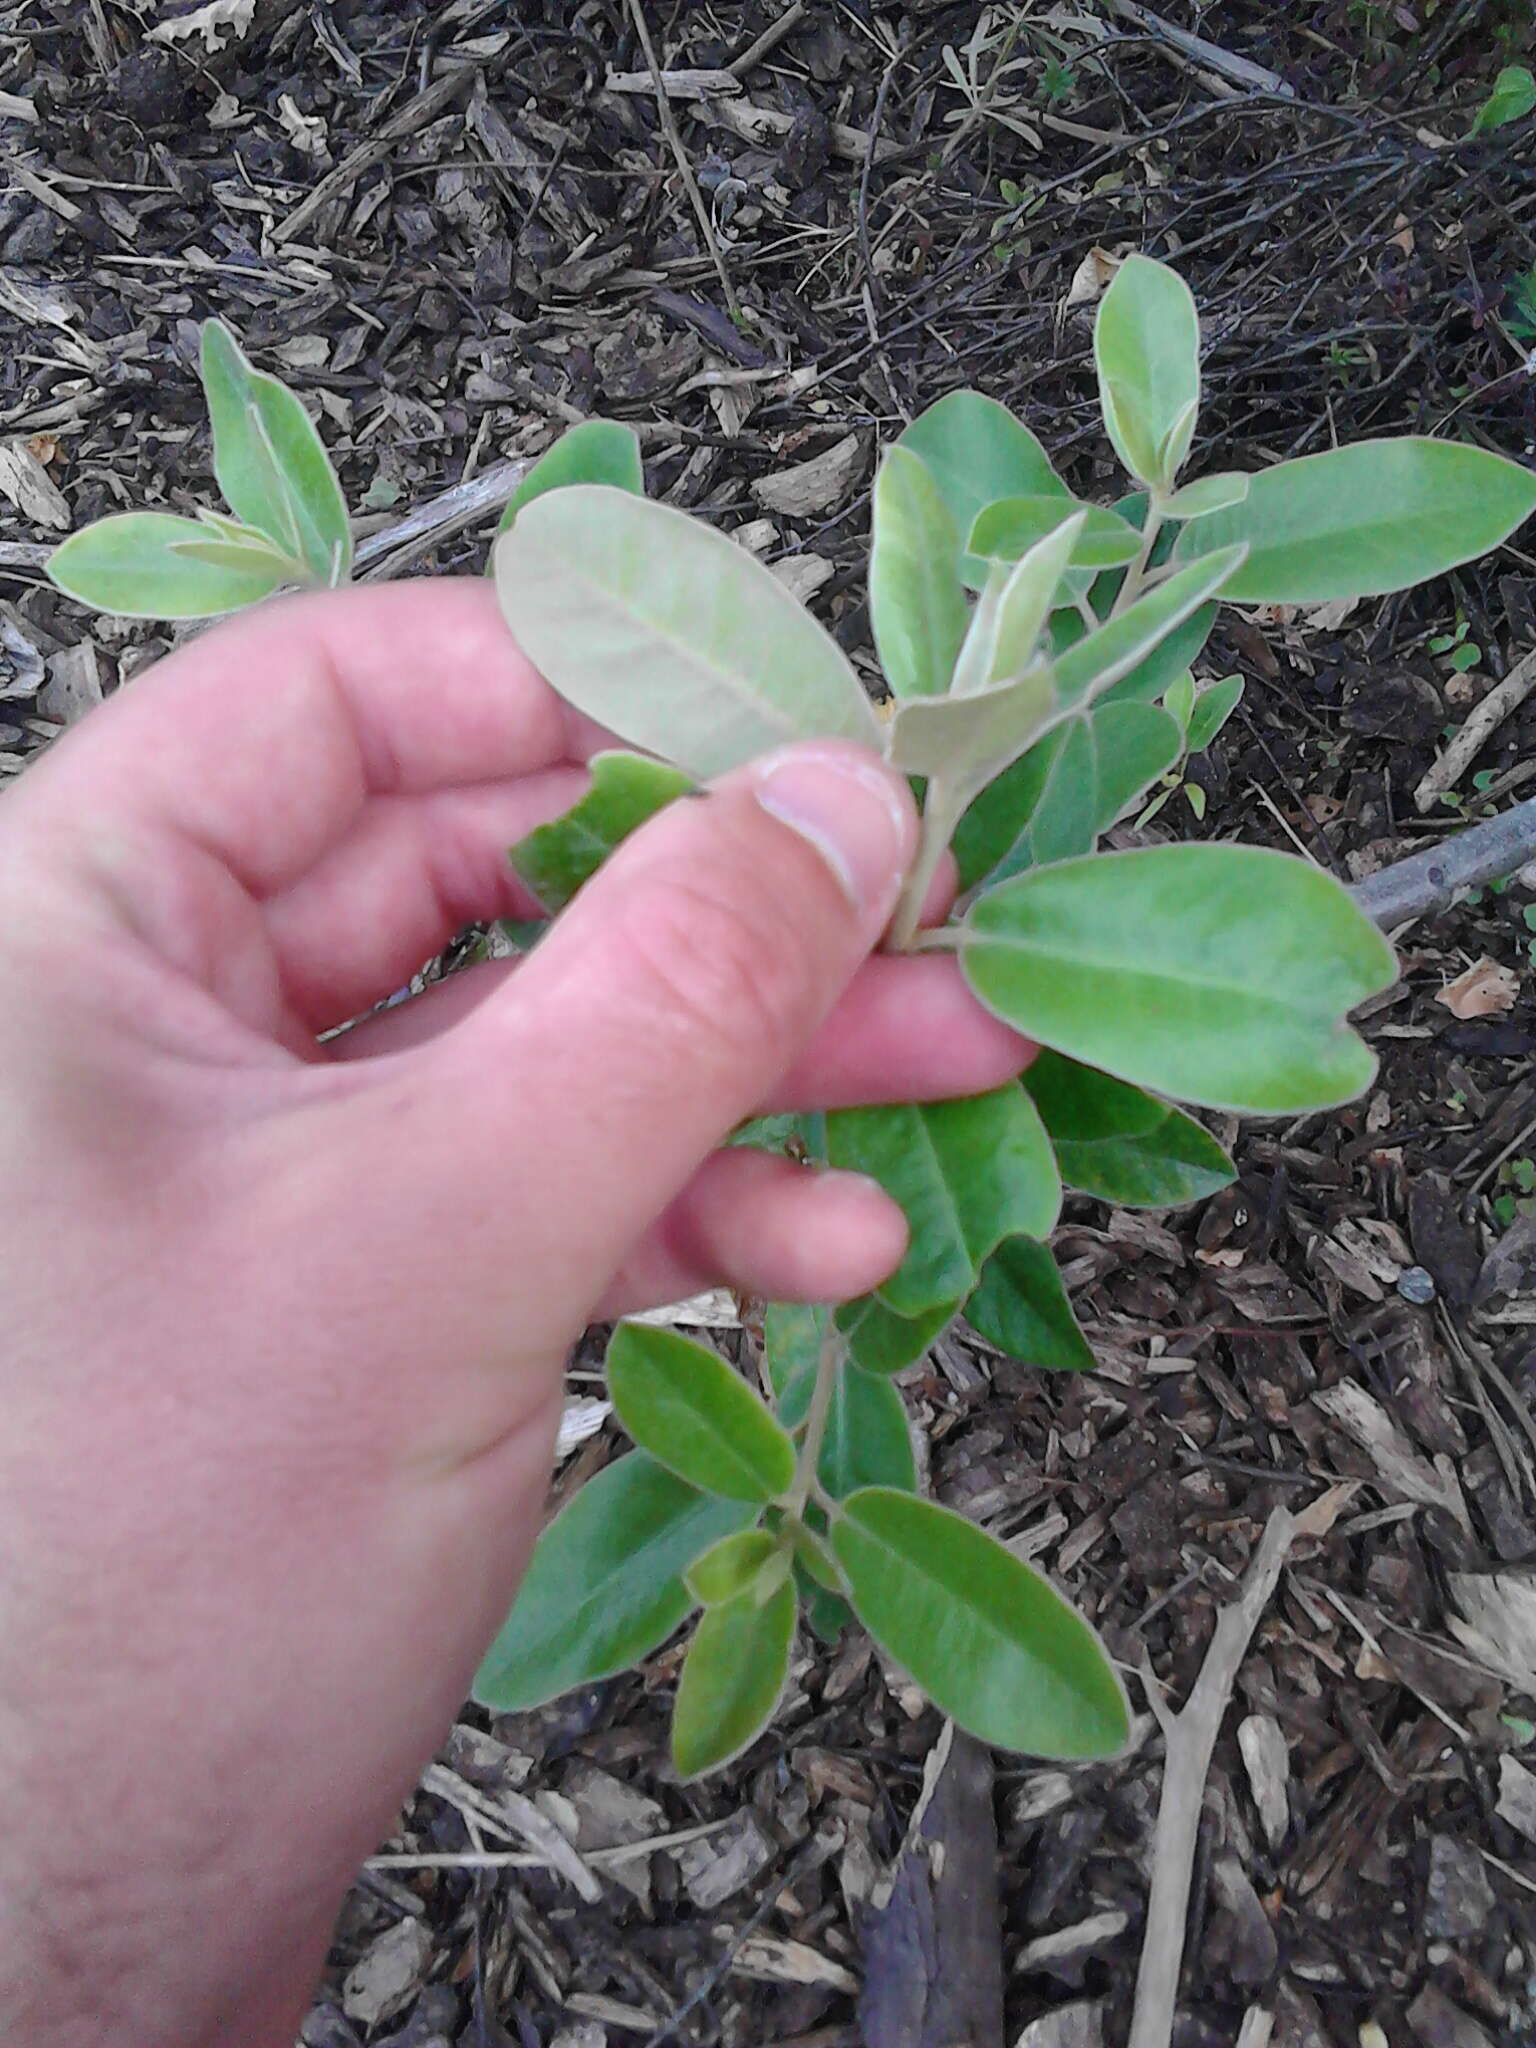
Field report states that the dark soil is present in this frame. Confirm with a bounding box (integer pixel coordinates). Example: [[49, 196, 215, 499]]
[[3, 4, 1536, 2046]]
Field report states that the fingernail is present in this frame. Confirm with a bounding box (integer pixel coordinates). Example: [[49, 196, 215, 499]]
[[751, 746, 910, 915]]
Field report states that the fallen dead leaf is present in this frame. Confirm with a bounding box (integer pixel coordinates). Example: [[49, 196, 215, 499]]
[[147, 0, 256, 52], [1435, 956, 1519, 1020], [1064, 245, 1120, 310], [0, 439, 70, 530]]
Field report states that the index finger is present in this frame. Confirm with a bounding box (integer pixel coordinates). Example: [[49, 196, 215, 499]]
[[20, 579, 602, 898]]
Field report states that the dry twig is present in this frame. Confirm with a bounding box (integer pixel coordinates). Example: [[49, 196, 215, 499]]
[[1413, 644, 1536, 812], [1128, 1507, 1297, 2048]]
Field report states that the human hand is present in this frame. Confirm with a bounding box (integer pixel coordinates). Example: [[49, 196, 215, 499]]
[[0, 579, 1027, 2047]]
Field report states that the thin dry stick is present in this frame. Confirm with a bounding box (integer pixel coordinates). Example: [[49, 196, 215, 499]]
[[354, 454, 528, 577], [1414, 643, 1536, 812], [1348, 794, 1536, 927], [1127, 1506, 1297, 2048], [624, 0, 741, 323]]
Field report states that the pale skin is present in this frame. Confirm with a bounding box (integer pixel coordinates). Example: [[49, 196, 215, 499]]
[[0, 580, 1030, 2047]]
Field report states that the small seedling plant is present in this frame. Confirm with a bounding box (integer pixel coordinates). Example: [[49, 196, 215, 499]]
[[49, 259, 1536, 1779]]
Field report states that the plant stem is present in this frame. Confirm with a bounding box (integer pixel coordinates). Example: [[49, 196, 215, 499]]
[[888, 775, 967, 951], [786, 1323, 844, 1518], [1111, 490, 1167, 619]]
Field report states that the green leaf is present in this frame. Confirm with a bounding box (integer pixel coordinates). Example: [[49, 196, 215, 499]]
[[1162, 472, 1249, 520], [869, 446, 969, 699], [1053, 548, 1246, 708], [1172, 440, 1536, 603], [685, 1529, 785, 1606], [766, 1304, 917, 1498], [164, 532, 294, 573], [199, 319, 351, 585], [968, 496, 1142, 573], [47, 512, 290, 619], [835, 1292, 959, 1377], [1026, 1049, 1235, 1206], [953, 513, 1087, 696], [826, 1085, 1060, 1318], [960, 844, 1399, 1113], [1471, 63, 1536, 135], [1094, 602, 1217, 708], [799, 1569, 854, 1643], [607, 1322, 795, 1503], [896, 391, 1070, 584], [964, 1236, 1095, 1373], [951, 700, 1180, 887], [493, 487, 883, 779], [510, 751, 692, 914], [1094, 255, 1201, 491], [495, 420, 643, 538], [1161, 669, 1196, 734], [887, 667, 1059, 787], [473, 1452, 754, 1710], [1185, 673, 1244, 755], [672, 1573, 796, 1778], [832, 1488, 1130, 1757]]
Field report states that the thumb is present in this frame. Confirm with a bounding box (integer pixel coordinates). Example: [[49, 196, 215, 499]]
[[418, 741, 916, 1304]]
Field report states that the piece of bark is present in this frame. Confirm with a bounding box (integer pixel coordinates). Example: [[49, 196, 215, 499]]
[[859, 1725, 1006, 2048]]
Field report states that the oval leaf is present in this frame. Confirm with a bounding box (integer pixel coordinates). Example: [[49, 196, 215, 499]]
[[1185, 673, 1244, 755], [1053, 548, 1245, 708], [686, 1529, 784, 1607], [495, 419, 644, 538], [965, 1236, 1095, 1373], [494, 487, 882, 778], [48, 512, 289, 619], [1162, 472, 1249, 520], [473, 1452, 754, 1710], [826, 1085, 1061, 1318], [833, 1488, 1130, 1757], [511, 751, 692, 914], [869, 446, 969, 699], [199, 319, 351, 584], [887, 667, 1059, 787], [1024, 1048, 1166, 1140], [608, 1322, 795, 1503], [1094, 255, 1201, 490], [953, 513, 1087, 696], [835, 1292, 959, 1377], [1171, 439, 1536, 602], [767, 1304, 917, 1498], [970, 496, 1142, 571], [672, 1574, 796, 1779], [961, 844, 1398, 1113], [896, 390, 1070, 585], [1054, 1104, 1236, 1207]]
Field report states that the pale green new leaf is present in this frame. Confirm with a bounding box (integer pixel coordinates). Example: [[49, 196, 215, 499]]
[[826, 1084, 1060, 1319], [886, 666, 1059, 787], [1053, 547, 1246, 707], [47, 512, 290, 619], [1162, 670, 1196, 733], [1171, 439, 1536, 602], [1470, 63, 1536, 135], [968, 496, 1142, 572], [952, 512, 1086, 695], [511, 751, 692, 913], [833, 1488, 1130, 1757], [199, 319, 352, 585], [767, 1304, 916, 1498], [1185, 673, 1244, 755], [607, 1322, 795, 1503], [869, 446, 969, 698], [685, 1530, 784, 1607], [896, 390, 1069, 583], [961, 844, 1398, 1113], [1162, 472, 1250, 520], [473, 1451, 753, 1710], [964, 1236, 1095, 1373], [1094, 255, 1201, 490], [493, 487, 882, 778], [672, 1573, 796, 1778], [495, 419, 643, 538]]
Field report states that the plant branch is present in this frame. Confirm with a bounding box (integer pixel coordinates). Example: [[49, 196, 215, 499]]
[[889, 775, 970, 951], [1127, 1506, 1297, 2048], [786, 1323, 843, 1518], [1348, 795, 1536, 928], [1111, 491, 1167, 619]]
